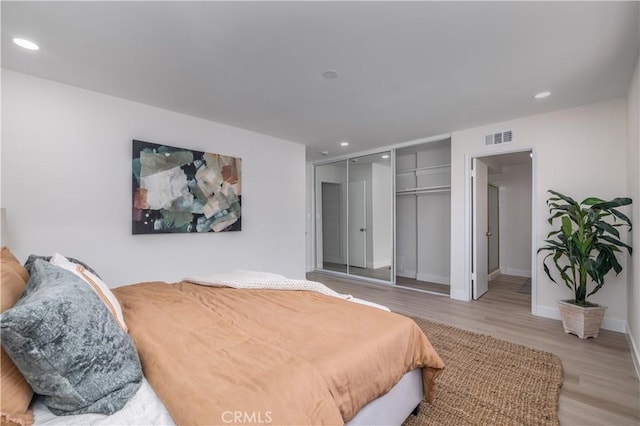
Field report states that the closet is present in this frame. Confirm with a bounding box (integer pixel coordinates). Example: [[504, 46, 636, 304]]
[[395, 139, 451, 293], [315, 152, 393, 283]]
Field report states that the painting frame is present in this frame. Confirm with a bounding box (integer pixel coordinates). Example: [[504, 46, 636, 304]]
[[132, 140, 242, 234]]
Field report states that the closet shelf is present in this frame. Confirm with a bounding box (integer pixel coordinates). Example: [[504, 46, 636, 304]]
[[396, 185, 451, 195], [396, 164, 451, 175]]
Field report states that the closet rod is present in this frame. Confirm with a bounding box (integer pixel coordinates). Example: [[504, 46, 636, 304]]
[[396, 185, 451, 195], [396, 189, 451, 196]]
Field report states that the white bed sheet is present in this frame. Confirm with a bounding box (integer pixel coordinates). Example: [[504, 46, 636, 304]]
[[184, 270, 391, 312], [33, 378, 175, 426]]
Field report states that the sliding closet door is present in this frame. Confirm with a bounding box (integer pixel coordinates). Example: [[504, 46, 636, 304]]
[[315, 161, 348, 273], [348, 180, 367, 268], [315, 152, 394, 283], [348, 152, 393, 282]]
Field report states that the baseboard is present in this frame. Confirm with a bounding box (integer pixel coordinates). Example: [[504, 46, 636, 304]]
[[450, 289, 469, 301], [488, 269, 501, 280], [322, 256, 342, 265], [396, 270, 416, 279], [536, 305, 627, 333], [626, 323, 640, 380], [369, 259, 391, 269], [397, 271, 450, 286], [416, 273, 450, 286], [503, 268, 532, 278]]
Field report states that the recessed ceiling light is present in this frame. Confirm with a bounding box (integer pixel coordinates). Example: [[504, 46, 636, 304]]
[[381, 154, 390, 159], [322, 70, 339, 80], [351, 159, 358, 162], [13, 38, 39, 50], [321, 151, 329, 156], [533, 91, 551, 99], [340, 141, 349, 147]]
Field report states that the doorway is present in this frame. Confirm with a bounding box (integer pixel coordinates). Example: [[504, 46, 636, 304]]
[[471, 150, 533, 305]]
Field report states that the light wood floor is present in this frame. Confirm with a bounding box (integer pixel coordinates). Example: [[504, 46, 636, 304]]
[[308, 272, 640, 426], [395, 275, 450, 295], [321, 262, 392, 281]]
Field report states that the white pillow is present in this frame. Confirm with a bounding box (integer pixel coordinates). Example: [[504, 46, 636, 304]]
[[49, 253, 128, 332]]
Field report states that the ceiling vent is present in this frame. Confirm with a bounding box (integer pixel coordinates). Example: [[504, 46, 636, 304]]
[[485, 130, 513, 146]]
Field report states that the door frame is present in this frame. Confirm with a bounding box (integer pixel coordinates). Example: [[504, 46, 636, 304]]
[[471, 158, 489, 300], [487, 183, 500, 277], [465, 147, 537, 315]]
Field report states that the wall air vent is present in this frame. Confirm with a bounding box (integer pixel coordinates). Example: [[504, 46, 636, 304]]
[[484, 130, 513, 146]]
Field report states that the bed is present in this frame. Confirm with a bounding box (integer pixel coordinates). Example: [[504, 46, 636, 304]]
[[1, 249, 444, 425]]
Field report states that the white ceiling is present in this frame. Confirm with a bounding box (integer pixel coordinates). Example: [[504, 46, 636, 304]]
[[2, 2, 638, 161]]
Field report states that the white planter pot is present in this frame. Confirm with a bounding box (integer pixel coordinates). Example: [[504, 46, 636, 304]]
[[557, 300, 606, 339]]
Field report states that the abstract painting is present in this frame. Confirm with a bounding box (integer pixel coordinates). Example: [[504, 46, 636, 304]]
[[132, 140, 241, 234]]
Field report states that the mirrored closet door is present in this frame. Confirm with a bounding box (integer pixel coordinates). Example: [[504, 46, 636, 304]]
[[315, 151, 393, 283], [315, 160, 348, 274]]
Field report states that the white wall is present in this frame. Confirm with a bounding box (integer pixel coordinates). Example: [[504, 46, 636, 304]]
[[626, 55, 640, 376], [1, 70, 306, 286], [451, 98, 629, 331], [489, 162, 532, 277]]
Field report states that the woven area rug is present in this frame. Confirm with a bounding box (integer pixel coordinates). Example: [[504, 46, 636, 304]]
[[402, 317, 563, 426]]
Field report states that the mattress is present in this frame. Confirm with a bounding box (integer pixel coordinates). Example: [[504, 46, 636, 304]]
[[32, 371, 423, 426]]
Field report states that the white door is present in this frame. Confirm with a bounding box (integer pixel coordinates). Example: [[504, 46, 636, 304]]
[[348, 180, 367, 268], [472, 158, 489, 299]]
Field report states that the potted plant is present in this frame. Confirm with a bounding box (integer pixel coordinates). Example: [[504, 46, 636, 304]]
[[538, 190, 632, 339]]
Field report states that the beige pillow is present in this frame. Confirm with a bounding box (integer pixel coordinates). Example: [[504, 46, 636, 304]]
[[1, 248, 28, 284], [1, 265, 34, 426], [0, 248, 20, 264]]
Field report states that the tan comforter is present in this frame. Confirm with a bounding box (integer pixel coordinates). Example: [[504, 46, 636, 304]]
[[113, 281, 444, 425]]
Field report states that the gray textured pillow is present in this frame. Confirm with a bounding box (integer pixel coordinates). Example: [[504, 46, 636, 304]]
[[24, 254, 102, 278], [0, 260, 142, 415]]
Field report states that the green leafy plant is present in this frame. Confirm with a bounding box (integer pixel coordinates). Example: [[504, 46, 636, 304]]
[[538, 190, 632, 306]]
